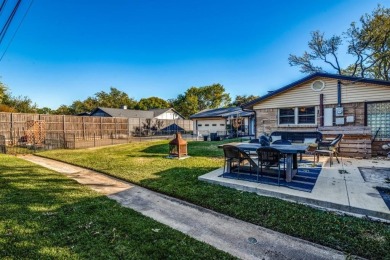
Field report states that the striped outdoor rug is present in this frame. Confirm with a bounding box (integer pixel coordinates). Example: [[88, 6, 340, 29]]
[[220, 160, 322, 193]]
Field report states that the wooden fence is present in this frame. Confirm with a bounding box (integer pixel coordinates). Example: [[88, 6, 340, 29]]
[[0, 112, 194, 151]]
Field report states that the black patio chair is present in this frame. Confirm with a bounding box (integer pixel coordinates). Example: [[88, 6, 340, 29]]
[[259, 135, 270, 146], [223, 145, 257, 178], [271, 139, 292, 145], [256, 147, 284, 185], [315, 134, 344, 166]]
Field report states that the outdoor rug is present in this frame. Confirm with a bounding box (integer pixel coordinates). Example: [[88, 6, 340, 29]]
[[376, 187, 390, 210], [220, 160, 323, 193]]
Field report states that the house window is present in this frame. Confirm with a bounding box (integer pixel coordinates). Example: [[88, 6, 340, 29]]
[[279, 106, 316, 125], [212, 124, 217, 126], [298, 107, 315, 124], [205, 124, 209, 126], [197, 124, 202, 127], [220, 124, 225, 126], [279, 108, 295, 124], [367, 102, 390, 139]]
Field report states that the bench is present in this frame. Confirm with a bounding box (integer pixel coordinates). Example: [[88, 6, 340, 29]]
[[270, 131, 322, 144]]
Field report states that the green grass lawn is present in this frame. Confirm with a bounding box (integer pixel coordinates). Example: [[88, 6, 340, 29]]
[[38, 140, 390, 259], [0, 154, 234, 259]]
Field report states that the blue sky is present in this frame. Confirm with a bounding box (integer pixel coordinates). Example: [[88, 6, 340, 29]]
[[0, 0, 387, 109]]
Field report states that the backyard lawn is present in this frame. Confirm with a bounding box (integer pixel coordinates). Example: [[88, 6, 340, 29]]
[[38, 140, 390, 259], [0, 154, 234, 259]]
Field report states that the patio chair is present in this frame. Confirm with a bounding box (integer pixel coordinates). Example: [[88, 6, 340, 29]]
[[256, 147, 284, 185], [249, 138, 260, 143], [314, 134, 344, 167], [223, 145, 257, 178], [271, 139, 292, 145], [259, 135, 270, 146]]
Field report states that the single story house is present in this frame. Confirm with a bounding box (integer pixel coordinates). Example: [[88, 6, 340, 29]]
[[189, 107, 255, 137], [242, 72, 390, 158], [89, 107, 185, 120]]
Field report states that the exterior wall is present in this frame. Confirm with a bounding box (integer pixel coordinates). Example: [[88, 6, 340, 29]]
[[155, 111, 182, 120]]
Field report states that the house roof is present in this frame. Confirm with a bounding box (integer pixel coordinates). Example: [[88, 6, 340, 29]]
[[91, 107, 154, 118], [189, 107, 254, 119], [242, 72, 390, 109]]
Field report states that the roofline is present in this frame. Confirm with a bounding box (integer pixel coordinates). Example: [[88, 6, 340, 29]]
[[242, 72, 390, 108]]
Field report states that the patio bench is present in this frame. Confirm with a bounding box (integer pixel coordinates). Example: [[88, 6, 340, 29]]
[[270, 131, 322, 144]]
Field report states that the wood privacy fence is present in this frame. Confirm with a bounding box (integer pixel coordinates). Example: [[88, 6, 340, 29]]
[[0, 112, 193, 150]]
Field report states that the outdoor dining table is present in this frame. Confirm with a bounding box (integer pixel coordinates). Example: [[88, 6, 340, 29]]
[[219, 142, 308, 182]]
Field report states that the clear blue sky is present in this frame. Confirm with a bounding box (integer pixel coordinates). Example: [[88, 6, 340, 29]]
[[0, 0, 387, 109]]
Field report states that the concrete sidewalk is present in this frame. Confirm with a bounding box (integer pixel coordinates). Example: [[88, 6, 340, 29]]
[[199, 156, 390, 221], [20, 154, 346, 260]]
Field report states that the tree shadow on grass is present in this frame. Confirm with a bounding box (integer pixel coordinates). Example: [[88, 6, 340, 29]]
[[0, 163, 233, 259], [141, 142, 225, 158]]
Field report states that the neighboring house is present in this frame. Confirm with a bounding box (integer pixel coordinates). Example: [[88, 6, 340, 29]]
[[89, 107, 185, 120], [242, 72, 390, 157], [189, 107, 255, 137]]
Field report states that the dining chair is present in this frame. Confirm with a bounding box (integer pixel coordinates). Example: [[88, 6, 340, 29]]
[[256, 147, 284, 185], [223, 145, 254, 178]]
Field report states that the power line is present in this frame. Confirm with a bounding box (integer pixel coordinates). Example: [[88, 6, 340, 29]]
[[0, 0, 9, 14], [0, 0, 33, 62], [0, 0, 21, 45]]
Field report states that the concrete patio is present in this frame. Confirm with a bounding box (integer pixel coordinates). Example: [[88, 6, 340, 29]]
[[199, 156, 390, 221]]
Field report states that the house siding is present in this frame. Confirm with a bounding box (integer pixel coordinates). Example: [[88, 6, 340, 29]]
[[253, 78, 390, 110]]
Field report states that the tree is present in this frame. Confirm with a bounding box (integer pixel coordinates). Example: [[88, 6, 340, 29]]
[[171, 84, 231, 118], [95, 87, 137, 109], [54, 87, 137, 115], [136, 97, 170, 110], [231, 95, 260, 107], [289, 5, 390, 80], [2, 93, 37, 113], [0, 82, 7, 103], [54, 105, 74, 115], [36, 107, 54, 114]]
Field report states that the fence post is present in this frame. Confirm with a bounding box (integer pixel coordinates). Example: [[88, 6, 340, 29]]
[[73, 133, 76, 149], [94, 132, 96, 147], [82, 116, 85, 140]]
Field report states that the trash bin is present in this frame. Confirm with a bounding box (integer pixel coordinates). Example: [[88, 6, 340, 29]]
[[203, 135, 209, 141], [210, 133, 218, 141]]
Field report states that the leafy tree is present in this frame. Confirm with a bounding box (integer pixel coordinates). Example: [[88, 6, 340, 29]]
[[54, 87, 137, 115], [2, 93, 37, 113], [95, 87, 137, 109], [0, 104, 16, 112], [231, 95, 260, 107], [0, 82, 7, 103], [171, 84, 231, 118], [36, 107, 54, 114], [54, 105, 74, 115], [289, 5, 390, 80], [136, 97, 170, 110]]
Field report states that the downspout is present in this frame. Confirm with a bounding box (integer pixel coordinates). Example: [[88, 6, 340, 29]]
[[320, 94, 324, 127], [337, 80, 342, 107]]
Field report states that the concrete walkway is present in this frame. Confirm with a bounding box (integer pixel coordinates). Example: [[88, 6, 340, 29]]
[[20, 155, 347, 260]]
